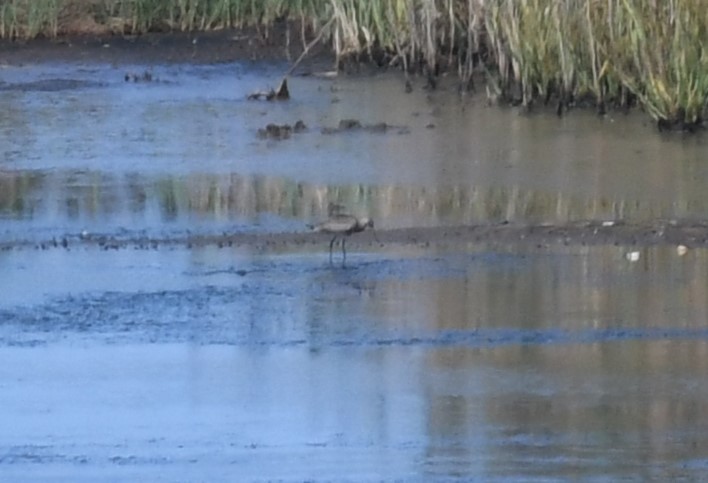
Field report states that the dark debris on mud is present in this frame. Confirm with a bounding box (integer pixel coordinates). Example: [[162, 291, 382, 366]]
[[321, 119, 410, 135], [256, 118, 408, 140], [123, 70, 158, 83], [257, 120, 307, 140], [2, 220, 708, 253]]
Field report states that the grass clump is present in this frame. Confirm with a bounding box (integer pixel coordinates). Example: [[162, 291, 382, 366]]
[[609, 0, 708, 129], [0, 0, 60, 38], [482, 0, 708, 129]]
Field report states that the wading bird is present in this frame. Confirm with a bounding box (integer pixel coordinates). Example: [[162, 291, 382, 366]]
[[312, 213, 376, 265]]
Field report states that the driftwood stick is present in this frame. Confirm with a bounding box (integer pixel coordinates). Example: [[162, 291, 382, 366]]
[[282, 16, 335, 78]]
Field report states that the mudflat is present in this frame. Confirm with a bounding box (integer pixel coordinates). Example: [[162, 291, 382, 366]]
[[0, 220, 706, 253], [0, 27, 321, 65]]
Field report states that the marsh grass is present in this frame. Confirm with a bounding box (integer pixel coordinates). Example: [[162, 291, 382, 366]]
[[0, 0, 60, 38], [1, 0, 707, 129], [480, 0, 708, 128]]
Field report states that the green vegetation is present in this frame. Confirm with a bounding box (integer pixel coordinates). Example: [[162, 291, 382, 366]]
[[0, 0, 60, 38], [482, 0, 708, 129], [1, 0, 707, 129]]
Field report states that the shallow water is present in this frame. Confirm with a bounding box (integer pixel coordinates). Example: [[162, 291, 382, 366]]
[[2, 60, 708, 481], [3, 62, 708, 240], [2, 245, 708, 480]]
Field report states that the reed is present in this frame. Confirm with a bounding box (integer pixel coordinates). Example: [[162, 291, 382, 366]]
[[607, 0, 708, 129], [482, 0, 708, 127], [1, 0, 706, 129], [0, 0, 60, 38]]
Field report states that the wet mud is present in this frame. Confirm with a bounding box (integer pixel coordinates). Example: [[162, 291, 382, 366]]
[[0, 218, 706, 252], [0, 27, 322, 66]]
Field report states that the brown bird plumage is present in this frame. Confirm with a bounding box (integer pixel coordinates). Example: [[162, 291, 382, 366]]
[[312, 214, 375, 264]]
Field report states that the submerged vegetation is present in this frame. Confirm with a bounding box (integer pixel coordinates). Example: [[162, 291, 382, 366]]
[[1, 0, 707, 129]]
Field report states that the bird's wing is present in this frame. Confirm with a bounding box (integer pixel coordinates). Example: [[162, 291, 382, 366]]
[[313, 215, 357, 233]]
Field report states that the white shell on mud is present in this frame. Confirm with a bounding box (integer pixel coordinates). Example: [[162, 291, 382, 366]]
[[625, 251, 640, 262]]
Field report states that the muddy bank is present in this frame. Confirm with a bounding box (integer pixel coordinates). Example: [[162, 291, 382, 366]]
[[1, 220, 706, 252], [0, 28, 329, 67]]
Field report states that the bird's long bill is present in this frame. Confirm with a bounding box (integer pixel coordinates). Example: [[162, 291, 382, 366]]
[[372, 228, 380, 244]]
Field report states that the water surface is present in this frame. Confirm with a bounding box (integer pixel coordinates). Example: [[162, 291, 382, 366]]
[[1, 60, 708, 481]]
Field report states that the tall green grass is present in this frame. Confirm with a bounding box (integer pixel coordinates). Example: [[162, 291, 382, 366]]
[[1, 0, 706, 129], [483, 0, 708, 128], [0, 0, 60, 38]]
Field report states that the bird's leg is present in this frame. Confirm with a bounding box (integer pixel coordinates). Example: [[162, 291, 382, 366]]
[[329, 236, 337, 264], [342, 237, 347, 266]]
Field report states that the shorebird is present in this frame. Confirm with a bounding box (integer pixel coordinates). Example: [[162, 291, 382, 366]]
[[312, 213, 376, 264]]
